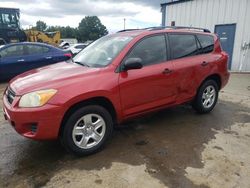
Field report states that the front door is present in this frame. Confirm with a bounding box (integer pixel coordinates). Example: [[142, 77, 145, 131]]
[[215, 24, 236, 70], [0, 44, 26, 80], [118, 35, 176, 117]]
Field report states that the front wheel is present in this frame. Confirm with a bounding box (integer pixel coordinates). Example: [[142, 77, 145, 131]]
[[192, 80, 219, 114], [61, 105, 113, 156]]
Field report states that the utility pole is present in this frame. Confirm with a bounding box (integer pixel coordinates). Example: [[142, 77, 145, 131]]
[[123, 18, 126, 30]]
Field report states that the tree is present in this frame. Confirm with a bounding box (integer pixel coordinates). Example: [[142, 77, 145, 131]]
[[47, 26, 77, 39], [78, 16, 108, 42], [34, 16, 108, 42], [63, 26, 78, 38], [36, 20, 47, 31]]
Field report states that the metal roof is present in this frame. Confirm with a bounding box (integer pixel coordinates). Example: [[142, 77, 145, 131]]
[[161, 0, 192, 7]]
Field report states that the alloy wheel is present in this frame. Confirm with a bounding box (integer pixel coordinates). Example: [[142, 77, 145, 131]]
[[202, 85, 216, 109], [72, 113, 106, 149]]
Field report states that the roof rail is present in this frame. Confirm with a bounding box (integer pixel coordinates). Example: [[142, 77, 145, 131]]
[[117, 29, 141, 33], [145, 26, 211, 33], [170, 26, 211, 33], [117, 26, 211, 33]]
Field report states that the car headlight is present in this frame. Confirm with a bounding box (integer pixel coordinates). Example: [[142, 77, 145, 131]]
[[19, 89, 57, 108]]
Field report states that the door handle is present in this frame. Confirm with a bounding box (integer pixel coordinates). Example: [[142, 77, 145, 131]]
[[17, 59, 25, 62], [45, 56, 52, 59], [201, 61, 209, 66], [162, 68, 172, 74]]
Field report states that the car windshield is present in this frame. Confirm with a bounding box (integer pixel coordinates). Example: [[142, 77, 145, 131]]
[[73, 35, 133, 68]]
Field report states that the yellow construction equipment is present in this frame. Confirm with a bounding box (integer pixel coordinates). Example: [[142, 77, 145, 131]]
[[1, 7, 61, 46], [25, 29, 61, 46]]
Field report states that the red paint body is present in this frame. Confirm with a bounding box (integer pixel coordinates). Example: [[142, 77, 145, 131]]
[[2, 29, 230, 140]]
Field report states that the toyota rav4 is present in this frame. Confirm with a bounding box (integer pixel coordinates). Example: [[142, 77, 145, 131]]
[[2, 27, 230, 156]]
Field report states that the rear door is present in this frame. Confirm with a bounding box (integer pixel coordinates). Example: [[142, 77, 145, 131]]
[[195, 33, 217, 78], [24, 44, 53, 70], [119, 34, 176, 116], [50, 48, 70, 62], [168, 33, 210, 102]]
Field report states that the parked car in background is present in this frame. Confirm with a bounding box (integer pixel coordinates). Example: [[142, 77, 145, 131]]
[[59, 41, 70, 49], [59, 38, 78, 49], [3, 27, 229, 156], [0, 42, 72, 81], [68, 43, 88, 56]]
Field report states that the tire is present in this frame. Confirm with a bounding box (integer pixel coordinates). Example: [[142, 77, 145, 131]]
[[192, 79, 219, 114], [61, 105, 113, 156]]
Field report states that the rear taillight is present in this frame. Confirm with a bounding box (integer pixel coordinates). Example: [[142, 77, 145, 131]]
[[64, 53, 72, 58]]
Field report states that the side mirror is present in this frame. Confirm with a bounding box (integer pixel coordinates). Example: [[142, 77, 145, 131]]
[[123, 58, 143, 71]]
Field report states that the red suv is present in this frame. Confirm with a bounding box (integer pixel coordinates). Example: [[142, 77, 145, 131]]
[[3, 27, 230, 156]]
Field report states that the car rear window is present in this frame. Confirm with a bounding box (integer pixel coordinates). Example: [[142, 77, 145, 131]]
[[26, 45, 50, 55], [196, 34, 214, 54], [169, 34, 199, 59]]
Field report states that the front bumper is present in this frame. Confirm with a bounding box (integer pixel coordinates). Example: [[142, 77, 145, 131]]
[[3, 94, 64, 140]]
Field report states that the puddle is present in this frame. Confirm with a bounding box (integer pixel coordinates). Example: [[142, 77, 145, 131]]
[[0, 99, 249, 187]]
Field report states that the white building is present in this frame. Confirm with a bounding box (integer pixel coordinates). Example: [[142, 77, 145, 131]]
[[161, 0, 250, 72]]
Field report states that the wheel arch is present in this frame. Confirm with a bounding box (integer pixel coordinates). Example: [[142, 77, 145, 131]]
[[200, 74, 222, 91], [59, 96, 117, 137]]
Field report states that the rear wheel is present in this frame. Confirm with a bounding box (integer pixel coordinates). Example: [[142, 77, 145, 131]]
[[61, 105, 113, 156], [192, 80, 219, 114]]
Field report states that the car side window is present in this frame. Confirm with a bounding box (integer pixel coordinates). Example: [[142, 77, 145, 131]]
[[196, 34, 214, 54], [27, 45, 50, 55], [0, 45, 24, 58], [126, 35, 167, 66], [43, 47, 50, 53], [168, 34, 199, 59]]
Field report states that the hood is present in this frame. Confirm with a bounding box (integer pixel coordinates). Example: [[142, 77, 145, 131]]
[[10, 61, 100, 95]]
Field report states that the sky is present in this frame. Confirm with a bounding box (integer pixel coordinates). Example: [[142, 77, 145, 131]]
[[1, 0, 166, 33]]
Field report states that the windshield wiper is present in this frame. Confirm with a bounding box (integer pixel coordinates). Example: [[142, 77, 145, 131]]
[[72, 59, 90, 67]]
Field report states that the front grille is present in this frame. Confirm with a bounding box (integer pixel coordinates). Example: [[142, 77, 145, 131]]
[[6, 87, 16, 104]]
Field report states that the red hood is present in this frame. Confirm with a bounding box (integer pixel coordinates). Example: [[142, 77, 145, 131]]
[[10, 62, 100, 95]]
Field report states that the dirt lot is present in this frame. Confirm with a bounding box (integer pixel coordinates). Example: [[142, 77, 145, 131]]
[[0, 73, 249, 188]]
